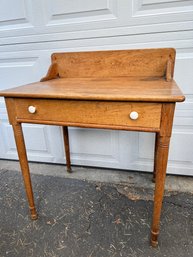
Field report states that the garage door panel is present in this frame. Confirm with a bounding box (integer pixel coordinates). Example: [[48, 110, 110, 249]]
[[0, 0, 192, 175]]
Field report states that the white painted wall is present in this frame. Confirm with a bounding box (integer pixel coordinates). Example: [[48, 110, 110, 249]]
[[0, 0, 193, 175]]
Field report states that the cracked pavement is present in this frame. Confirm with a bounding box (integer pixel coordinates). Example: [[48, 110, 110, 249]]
[[1, 168, 193, 257]]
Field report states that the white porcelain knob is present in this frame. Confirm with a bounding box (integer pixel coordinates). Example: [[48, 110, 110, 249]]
[[130, 111, 139, 120], [28, 106, 36, 114]]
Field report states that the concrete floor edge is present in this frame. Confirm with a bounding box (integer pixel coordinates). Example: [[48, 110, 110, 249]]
[[1, 159, 193, 195]]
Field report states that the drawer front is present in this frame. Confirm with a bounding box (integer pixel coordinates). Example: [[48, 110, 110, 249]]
[[14, 99, 161, 129]]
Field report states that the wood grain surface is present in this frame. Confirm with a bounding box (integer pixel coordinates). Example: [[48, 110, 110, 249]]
[[51, 48, 175, 78], [0, 77, 185, 102], [13, 98, 162, 129]]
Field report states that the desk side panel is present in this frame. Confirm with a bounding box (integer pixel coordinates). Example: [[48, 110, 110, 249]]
[[5, 98, 17, 125]]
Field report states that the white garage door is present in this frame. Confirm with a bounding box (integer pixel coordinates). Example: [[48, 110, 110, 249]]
[[0, 0, 193, 175]]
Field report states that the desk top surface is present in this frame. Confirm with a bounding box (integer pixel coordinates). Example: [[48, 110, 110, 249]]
[[0, 76, 185, 102]]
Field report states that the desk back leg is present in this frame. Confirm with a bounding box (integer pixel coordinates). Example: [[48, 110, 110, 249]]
[[62, 126, 72, 172], [151, 103, 175, 247], [12, 123, 38, 220], [152, 132, 159, 182]]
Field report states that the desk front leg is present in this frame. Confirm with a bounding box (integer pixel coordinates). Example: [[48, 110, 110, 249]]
[[12, 123, 38, 220], [151, 135, 170, 247], [151, 103, 175, 247]]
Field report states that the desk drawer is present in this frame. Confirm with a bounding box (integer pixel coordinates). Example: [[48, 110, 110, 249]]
[[14, 99, 161, 129]]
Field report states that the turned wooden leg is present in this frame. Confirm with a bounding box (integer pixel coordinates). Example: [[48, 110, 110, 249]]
[[152, 132, 159, 183], [12, 123, 38, 220], [62, 126, 72, 173], [151, 103, 175, 247], [151, 135, 170, 247]]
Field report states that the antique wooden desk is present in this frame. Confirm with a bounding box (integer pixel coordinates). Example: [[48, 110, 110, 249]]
[[0, 49, 185, 247]]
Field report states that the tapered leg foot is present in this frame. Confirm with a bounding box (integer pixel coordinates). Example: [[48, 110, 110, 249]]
[[30, 207, 38, 220], [151, 230, 159, 247], [67, 168, 72, 173]]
